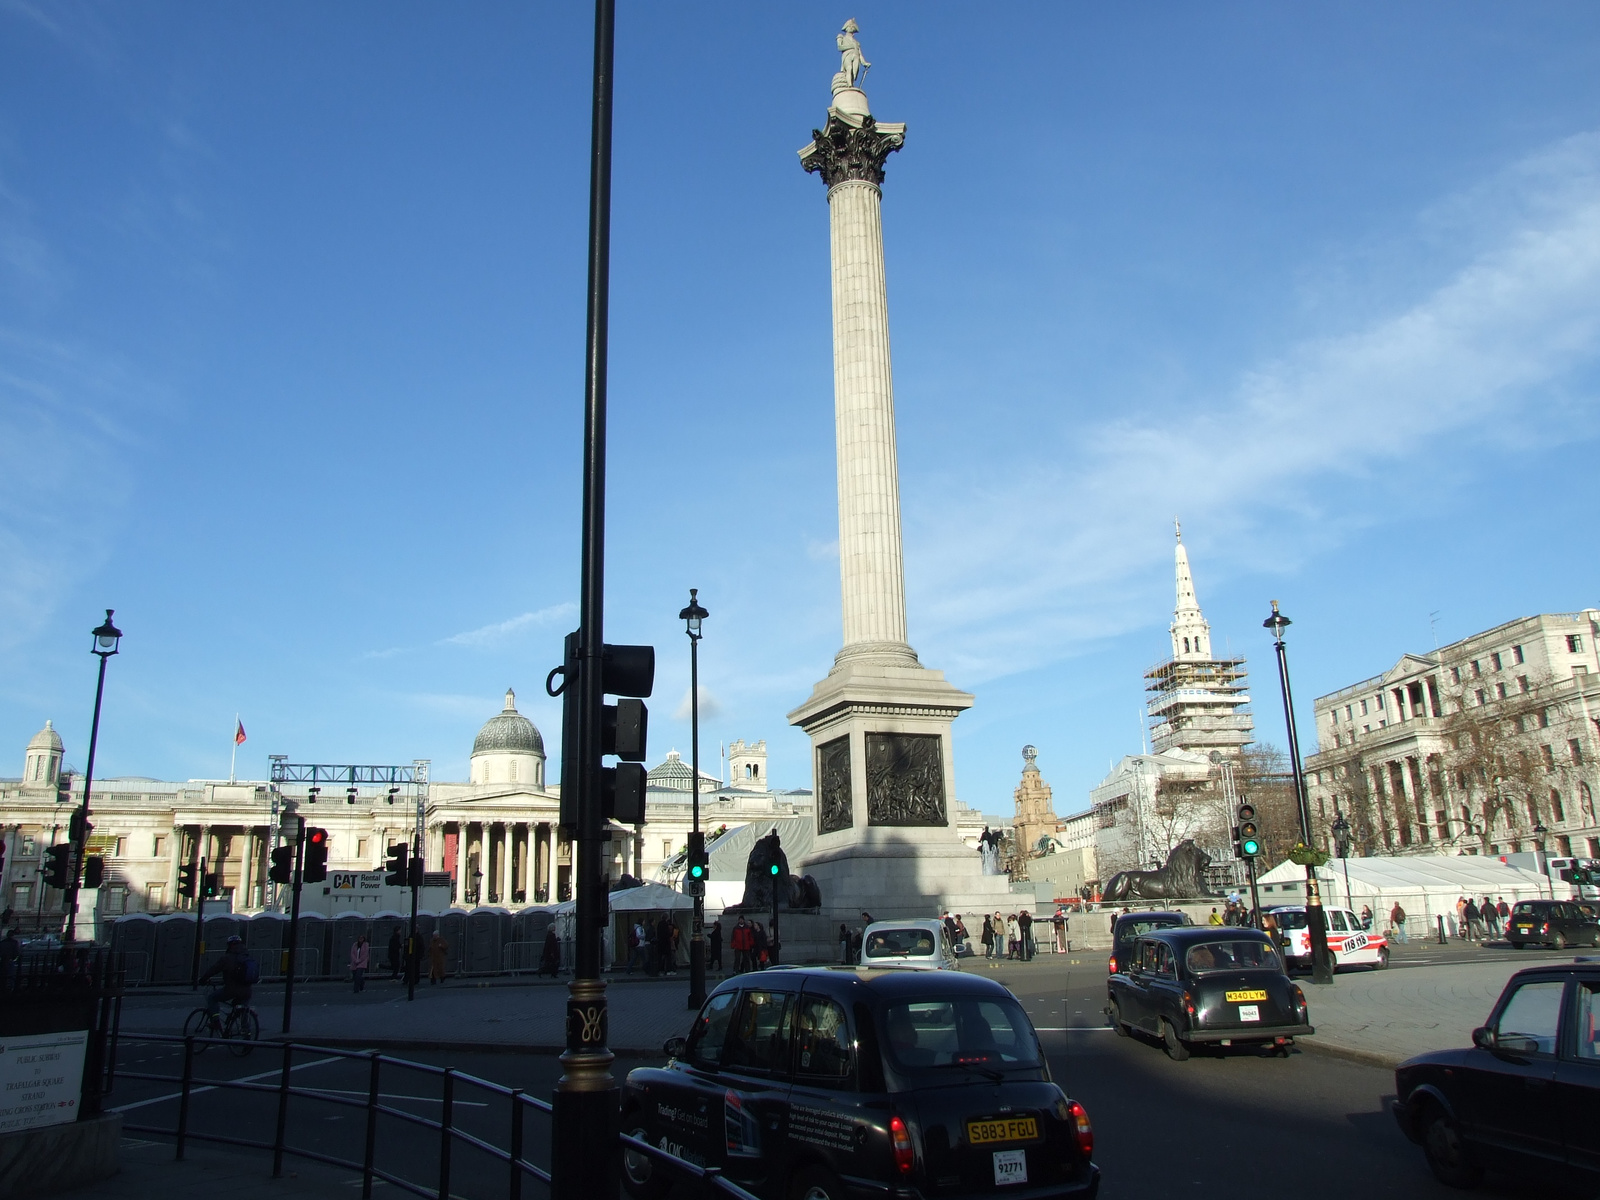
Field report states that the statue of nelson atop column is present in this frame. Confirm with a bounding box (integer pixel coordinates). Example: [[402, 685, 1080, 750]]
[[833, 19, 871, 94]]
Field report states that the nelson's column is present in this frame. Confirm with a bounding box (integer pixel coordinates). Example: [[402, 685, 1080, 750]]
[[789, 21, 1014, 918]]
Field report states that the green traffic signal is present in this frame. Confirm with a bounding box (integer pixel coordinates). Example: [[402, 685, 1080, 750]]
[[689, 862, 704, 879], [769, 863, 780, 876], [1241, 837, 1261, 857]]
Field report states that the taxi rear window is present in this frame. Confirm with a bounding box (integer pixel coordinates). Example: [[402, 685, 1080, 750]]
[[1185, 940, 1279, 974], [882, 998, 1040, 1077], [865, 928, 937, 958], [1511, 902, 1549, 916], [1118, 918, 1183, 940], [1273, 911, 1309, 930]]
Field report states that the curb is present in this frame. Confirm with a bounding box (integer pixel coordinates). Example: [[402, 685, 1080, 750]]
[[260, 1034, 665, 1059], [1296, 1037, 1405, 1071]]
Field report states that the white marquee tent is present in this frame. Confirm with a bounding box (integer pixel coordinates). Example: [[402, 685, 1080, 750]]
[[1255, 854, 1553, 936]]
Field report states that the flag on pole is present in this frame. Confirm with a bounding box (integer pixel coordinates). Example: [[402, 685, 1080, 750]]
[[235, 719, 247, 746]]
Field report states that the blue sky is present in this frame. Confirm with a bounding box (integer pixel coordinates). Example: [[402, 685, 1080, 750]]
[[4, 3, 1600, 822]]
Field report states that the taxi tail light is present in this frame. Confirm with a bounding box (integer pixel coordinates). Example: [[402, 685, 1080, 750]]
[[1182, 990, 1196, 1021], [1067, 1101, 1093, 1160], [1290, 983, 1308, 1020], [890, 1115, 915, 1176], [1107, 954, 1117, 973]]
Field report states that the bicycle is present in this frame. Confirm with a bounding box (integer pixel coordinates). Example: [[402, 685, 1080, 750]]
[[183, 999, 260, 1058]]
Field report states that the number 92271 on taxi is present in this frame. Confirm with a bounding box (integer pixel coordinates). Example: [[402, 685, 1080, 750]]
[[621, 967, 1099, 1200]]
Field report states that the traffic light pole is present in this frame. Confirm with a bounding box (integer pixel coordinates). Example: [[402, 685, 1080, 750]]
[[281, 818, 306, 1035], [552, 3, 619, 1198], [63, 644, 111, 946], [189, 856, 208, 990], [1245, 854, 1262, 930], [407, 834, 421, 1003]]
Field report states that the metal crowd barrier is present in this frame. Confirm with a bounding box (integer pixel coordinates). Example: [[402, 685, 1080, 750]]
[[114, 1032, 760, 1200]]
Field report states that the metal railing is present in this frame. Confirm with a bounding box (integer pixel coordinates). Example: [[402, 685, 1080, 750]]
[[115, 1032, 759, 1200]]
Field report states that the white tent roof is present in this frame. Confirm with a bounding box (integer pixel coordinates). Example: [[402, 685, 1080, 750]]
[[1258, 854, 1549, 893], [552, 879, 691, 915]]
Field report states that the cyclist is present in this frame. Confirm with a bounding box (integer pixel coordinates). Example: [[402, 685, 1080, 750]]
[[197, 935, 256, 1032]]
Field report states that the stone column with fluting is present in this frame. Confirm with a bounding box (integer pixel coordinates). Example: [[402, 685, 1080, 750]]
[[801, 91, 913, 667]]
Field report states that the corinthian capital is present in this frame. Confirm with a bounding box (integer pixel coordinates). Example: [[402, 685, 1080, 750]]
[[800, 112, 905, 188]]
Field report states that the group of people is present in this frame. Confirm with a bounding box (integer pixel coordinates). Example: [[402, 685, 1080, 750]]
[[1204, 898, 1268, 927], [1453, 895, 1512, 941], [980, 911, 1039, 960], [626, 914, 684, 975], [344, 929, 458, 991]]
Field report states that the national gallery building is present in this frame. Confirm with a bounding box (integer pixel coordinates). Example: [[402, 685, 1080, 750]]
[[0, 690, 813, 926]]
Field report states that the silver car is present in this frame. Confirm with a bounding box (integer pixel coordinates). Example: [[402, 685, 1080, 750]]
[[858, 918, 961, 970]]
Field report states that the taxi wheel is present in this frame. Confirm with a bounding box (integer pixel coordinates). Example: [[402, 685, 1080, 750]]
[[1108, 1000, 1131, 1036], [1374, 947, 1390, 970], [1552, 932, 1567, 950], [791, 1165, 845, 1200], [1420, 1103, 1481, 1189], [1161, 1019, 1191, 1061], [621, 1125, 669, 1200]]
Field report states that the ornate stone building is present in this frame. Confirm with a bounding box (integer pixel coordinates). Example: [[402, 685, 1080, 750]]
[[1012, 746, 1058, 859], [1305, 611, 1600, 861]]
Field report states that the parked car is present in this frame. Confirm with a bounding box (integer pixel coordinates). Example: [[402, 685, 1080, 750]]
[[1105, 926, 1311, 1060], [858, 919, 961, 971], [1106, 911, 1191, 975], [1392, 959, 1599, 1190], [622, 966, 1099, 1200], [1266, 905, 1390, 971], [1505, 900, 1600, 950]]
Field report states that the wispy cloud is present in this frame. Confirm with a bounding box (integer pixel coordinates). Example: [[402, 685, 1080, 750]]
[[439, 603, 577, 649], [908, 129, 1600, 682], [675, 686, 722, 722]]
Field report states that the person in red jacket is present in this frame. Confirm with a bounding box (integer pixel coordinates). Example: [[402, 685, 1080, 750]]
[[730, 916, 754, 973]]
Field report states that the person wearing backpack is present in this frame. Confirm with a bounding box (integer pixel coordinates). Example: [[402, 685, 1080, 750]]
[[197, 936, 256, 1030], [1390, 902, 1408, 944]]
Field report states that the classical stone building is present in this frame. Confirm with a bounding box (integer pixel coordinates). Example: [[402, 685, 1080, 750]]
[[1305, 611, 1600, 861], [0, 686, 815, 929]]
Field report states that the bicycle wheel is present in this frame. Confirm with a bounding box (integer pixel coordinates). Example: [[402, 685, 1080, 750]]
[[183, 1008, 213, 1051], [225, 1008, 260, 1057]]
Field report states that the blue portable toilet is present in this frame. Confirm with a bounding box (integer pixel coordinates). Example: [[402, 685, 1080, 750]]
[[328, 912, 370, 980], [293, 912, 330, 978], [246, 912, 288, 978], [464, 907, 509, 974], [436, 910, 466, 975], [370, 911, 408, 973]]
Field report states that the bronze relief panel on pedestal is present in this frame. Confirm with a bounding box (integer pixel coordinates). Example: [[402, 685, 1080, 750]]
[[865, 733, 946, 826], [817, 736, 853, 834]]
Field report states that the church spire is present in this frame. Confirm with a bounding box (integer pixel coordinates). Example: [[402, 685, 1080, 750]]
[[1170, 520, 1212, 661]]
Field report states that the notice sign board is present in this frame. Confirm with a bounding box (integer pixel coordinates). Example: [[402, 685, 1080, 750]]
[[0, 1030, 87, 1132]]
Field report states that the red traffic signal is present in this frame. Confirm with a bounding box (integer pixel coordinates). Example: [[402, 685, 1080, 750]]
[[304, 827, 330, 883]]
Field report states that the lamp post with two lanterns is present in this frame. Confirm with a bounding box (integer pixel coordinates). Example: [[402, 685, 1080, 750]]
[[1263, 600, 1335, 985], [679, 588, 709, 1009], [1330, 810, 1354, 914], [64, 610, 122, 946]]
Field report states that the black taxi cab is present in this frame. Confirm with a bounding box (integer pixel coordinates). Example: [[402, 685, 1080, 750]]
[[621, 966, 1099, 1200], [1105, 926, 1311, 1060]]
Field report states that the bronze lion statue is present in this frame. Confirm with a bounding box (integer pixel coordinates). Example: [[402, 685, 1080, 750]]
[[1101, 839, 1219, 902]]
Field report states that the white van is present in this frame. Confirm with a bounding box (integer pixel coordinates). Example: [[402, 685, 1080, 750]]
[[857, 919, 961, 971]]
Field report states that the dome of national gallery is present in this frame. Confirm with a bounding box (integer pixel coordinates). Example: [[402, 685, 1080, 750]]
[[472, 689, 545, 757], [469, 690, 546, 787], [27, 720, 64, 754]]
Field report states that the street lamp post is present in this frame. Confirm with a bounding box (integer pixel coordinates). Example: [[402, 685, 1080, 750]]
[[64, 610, 121, 946], [1331, 810, 1354, 913], [1264, 601, 1335, 985], [679, 588, 709, 1009]]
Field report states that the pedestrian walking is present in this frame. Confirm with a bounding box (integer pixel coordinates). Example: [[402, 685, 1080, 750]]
[[657, 916, 677, 976], [1053, 909, 1067, 952], [1496, 897, 1510, 926], [1481, 896, 1499, 937], [839, 923, 852, 963], [753, 921, 769, 969], [1463, 897, 1482, 940], [954, 914, 969, 951], [731, 916, 753, 973], [428, 931, 448, 983], [1208, 907, 1223, 926], [1018, 910, 1034, 960], [708, 918, 723, 971], [1454, 896, 1468, 940], [981, 915, 994, 958], [350, 935, 370, 993], [1006, 913, 1020, 959], [537, 925, 560, 977], [387, 928, 403, 980], [1390, 902, 1408, 945]]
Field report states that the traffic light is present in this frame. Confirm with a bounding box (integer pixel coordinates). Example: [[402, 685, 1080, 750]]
[[408, 858, 424, 888], [686, 831, 708, 881], [203, 872, 221, 898], [43, 843, 73, 890], [303, 827, 329, 883], [555, 633, 656, 829], [269, 843, 295, 885], [82, 856, 104, 889], [177, 860, 198, 898], [68, 809, 93, 842], [1235, 803, 1261, 860], [385, 842, 409, 886], [387, 787, 399, 805]]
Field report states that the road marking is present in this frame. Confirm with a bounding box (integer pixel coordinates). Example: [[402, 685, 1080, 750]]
[[110, 1054, 346, 1112]]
